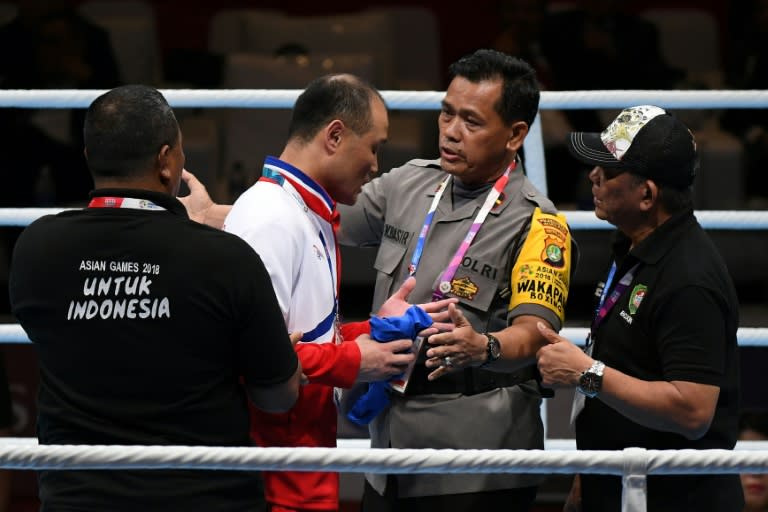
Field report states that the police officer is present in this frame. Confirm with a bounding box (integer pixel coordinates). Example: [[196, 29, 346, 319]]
[[337, 49, 576, 511]]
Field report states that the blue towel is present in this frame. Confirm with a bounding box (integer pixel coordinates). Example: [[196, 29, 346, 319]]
[[346, 306, 432, 425]]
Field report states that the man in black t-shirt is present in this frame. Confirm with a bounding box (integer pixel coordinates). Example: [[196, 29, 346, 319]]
[[9, 84, 302, 512], [536, 105, 742, 511]]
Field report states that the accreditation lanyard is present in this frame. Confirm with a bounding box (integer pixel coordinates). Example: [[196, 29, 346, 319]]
[[260, 163, 341, 342], [406, 162, 514, 301], [88, 197, 166, 211], [586, 260, 640, 349]]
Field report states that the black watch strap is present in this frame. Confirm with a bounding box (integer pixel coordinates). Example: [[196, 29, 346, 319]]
[[480, 332, 501, 368]]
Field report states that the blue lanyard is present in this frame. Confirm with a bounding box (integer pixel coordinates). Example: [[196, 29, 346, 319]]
[[302, 230, 339, 342], [596, 262, 618, 313], [587, 261, 640, 347], [261, 165, 340, 342]]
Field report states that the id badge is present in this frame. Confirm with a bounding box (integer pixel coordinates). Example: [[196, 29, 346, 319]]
[[388, 336, 424, 394], [570, 333, 594, 424]]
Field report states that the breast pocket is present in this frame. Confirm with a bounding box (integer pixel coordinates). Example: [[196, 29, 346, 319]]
[[372, 240, 408, 309], [444, 270, 500, 318]]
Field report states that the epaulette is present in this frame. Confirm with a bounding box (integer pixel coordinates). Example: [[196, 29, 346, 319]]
[[520, 181, 559, 215]]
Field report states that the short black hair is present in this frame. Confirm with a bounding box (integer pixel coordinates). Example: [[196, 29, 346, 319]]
[[448, 49, 540, 127], [657, 184, 694, 213], [287, 74, 385, 143], [84, 84, 179, 178], [627, 172, 694, 213]]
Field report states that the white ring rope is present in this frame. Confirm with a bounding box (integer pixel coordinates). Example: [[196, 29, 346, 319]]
[[1, 89, 768, 110], [0, 324, 763, 346], [564, 210, 768, 230], [0, 208, 73, 227], [558, 327, 768, 348], [2, 209, 768, 230], [2, 325, 767, 346], [0, 444, 766, 475]]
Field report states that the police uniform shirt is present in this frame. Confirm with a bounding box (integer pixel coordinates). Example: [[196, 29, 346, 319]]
[[9, 188, 299, 512], [338, 159, 575, 497], [576, 210, 743, 512]]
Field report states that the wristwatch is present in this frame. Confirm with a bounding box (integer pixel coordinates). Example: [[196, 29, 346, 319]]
[[577, 360, 605, 398], [480, 332, 502, 368]]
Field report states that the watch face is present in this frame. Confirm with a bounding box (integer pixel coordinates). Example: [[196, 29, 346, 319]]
[[579, 372, 601, 395], [488, 337, 501, 360], [485, 333, 501, 363]]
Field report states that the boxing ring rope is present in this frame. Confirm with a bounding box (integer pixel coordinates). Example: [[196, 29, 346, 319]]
[[2, 88, 767, 109], [1, 323, 767, 347], [0, 441, 765, 474], [2, 88, 768, 511], [3, 208, 768, 230], [0, 442, 765, 512]]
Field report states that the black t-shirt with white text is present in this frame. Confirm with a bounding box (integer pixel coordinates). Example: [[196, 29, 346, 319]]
[[9, 188, 298, 512]]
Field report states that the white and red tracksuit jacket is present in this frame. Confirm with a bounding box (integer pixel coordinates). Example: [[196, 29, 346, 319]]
[[225, 156, 370, 510]]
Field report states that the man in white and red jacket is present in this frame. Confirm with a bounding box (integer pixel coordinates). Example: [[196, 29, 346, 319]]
[[222, 75, 455, 511]]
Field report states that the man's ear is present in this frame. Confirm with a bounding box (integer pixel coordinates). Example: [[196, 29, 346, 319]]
[[158, 144, 172, 183], [326, 120, 344, 152], [506, 120, 529, 152], [640, 179, 659, 210]]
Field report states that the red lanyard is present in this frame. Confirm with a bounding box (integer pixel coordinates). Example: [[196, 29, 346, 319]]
[[88, 197, 166, 211]]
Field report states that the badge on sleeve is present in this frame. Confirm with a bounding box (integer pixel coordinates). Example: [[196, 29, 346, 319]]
[[508, 207, 572, 324]]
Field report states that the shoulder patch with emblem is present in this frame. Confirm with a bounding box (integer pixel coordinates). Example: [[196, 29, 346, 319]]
[[508, 207, 573, 323]]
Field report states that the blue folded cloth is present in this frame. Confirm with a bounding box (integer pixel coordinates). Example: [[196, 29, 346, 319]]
[[346, 305, 432, 426]]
